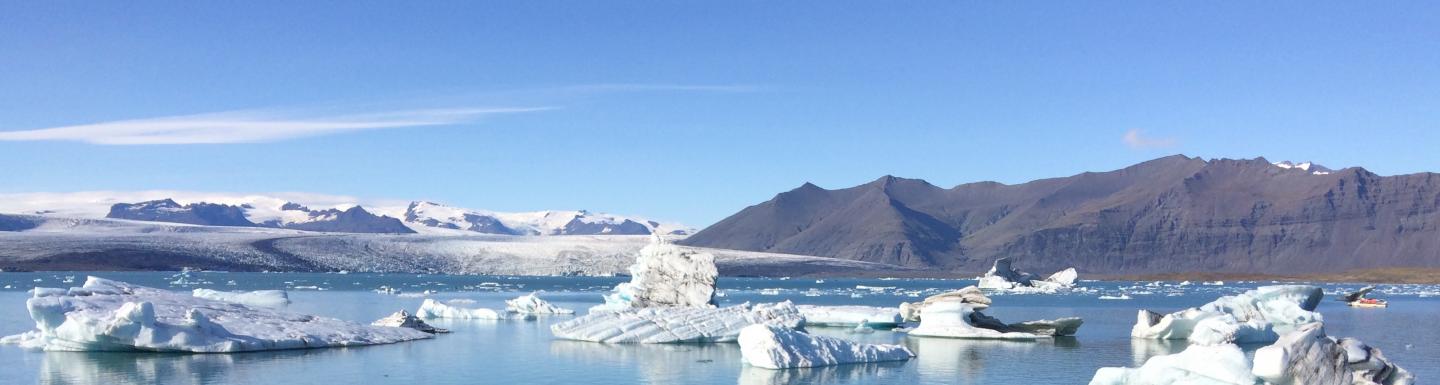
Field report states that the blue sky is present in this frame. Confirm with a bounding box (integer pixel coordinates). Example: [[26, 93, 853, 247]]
[[2, 2, 1438, 226]]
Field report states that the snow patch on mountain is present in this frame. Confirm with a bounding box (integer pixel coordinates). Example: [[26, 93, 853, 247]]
[[1273, 161, 1334, 175], [0, 192, 691, 236]]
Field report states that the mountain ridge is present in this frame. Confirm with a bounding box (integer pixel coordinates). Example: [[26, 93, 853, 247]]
[[681, 155, 1440, 275]]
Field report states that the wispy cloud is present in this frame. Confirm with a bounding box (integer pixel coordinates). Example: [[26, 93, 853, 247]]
[[1122, 129, 1177, 149], [0, 107, 549, 145]]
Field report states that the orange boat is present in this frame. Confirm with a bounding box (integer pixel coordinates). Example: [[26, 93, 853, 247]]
[[1348, 297, 1388, 308]]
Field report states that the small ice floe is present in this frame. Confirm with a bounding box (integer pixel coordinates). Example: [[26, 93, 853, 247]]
[[1203, 281, 1224, 286], [551, 302, 803, 344], [814, 279, 826, 284], [976, 258, 1078, 292], [797, 305, 903, 328], [905, 287, 1082, 340], [1131, 285, 1322, 344], [760, 289, 782, 296], [738, 324, 913, 369], [1099, 294, 1132, 300], [1091, 322, 1412, 385], [375, 286, 402, 294], [505, 292, 574, 314], [416, 298, 505, 319], [1, 277, 429, 352], [192, 288, 290, 308], [372, 310, 449, 334]]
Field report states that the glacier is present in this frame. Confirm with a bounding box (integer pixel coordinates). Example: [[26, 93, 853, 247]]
[[1131, 285, 1323, 344], [192, 288, 290, 308], [1, 277, 429, 352], [550, 301, 805, 343], [738, 324, 914, 369]]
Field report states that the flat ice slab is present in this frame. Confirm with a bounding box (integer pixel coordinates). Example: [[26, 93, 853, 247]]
[[796, 305, 903, 327], [2, 276, 429, 352], [550, 302, 804, 343], [907, 300, 1080, 340], [738, 324, 914, 369]]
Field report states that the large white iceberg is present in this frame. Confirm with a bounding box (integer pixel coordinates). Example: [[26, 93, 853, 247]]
[[592, 236, 718, 312], [976, 258, 1078, 291], [192, 288, 290, 308], [796, 305, 903, 327], [1092, 322, 1413, 385], [738, 324, 914, 369], [1131, 285, 1323, 344], [415, 298, 504, 319], [550, 301, 804, 343], [506, 292, 574, 314], [1, 277, 429, 352], [907, 299, 1082, 340]]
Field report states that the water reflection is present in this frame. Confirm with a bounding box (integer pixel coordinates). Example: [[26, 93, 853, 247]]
[[37, 349, 330, 385], [906, 336, 1080, 383], [549, 340, 739, 383], [737, 361, 910, 385]]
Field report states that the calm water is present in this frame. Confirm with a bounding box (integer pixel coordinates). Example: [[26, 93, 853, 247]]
[[0, 272, 1435, 385]]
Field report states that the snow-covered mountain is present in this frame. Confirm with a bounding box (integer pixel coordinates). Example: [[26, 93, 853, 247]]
[[1272, 160, 1334, 175], [403, 201, 690, 236], [0, 191, 691, 236]]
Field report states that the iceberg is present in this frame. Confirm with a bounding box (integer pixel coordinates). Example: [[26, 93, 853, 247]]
[[1, 277, 429, 352], [1131, 285, 1323, 344], [1092, 323, 1413, 385], [371, 310, 449, 334], [506, 292, 575, 314], [550, 301, 804, 343], [907, 299, 1082, 340], [976, 258, 1078, 291], [796, 305, 903, 327], [592, 236, 718, 311], [738, 324, 914, 369], [415, 298, 504, 319], [899, 286, 991, 321], [192, 288, 290, 308]]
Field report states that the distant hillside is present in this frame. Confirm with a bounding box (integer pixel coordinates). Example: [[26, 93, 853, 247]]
[[681, 155, 1440, 275]]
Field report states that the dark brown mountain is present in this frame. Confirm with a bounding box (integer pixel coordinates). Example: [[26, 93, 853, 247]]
[[680, 155, 1440, 275]]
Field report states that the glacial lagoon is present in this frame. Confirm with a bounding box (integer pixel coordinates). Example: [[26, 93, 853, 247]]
[[0, 271, 1435, 384]]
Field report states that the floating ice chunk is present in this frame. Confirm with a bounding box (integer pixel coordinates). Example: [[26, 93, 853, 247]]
[[192, 288, 290, 308], [977, 258, 1078, 292], [372, 310, 449, 334], [592, 236, 717, 312], [1, 277, 429, 352], [506, 293, 574, 314], [1089, 342, 1258, 385], [907, 300, 1081, 340], [415, 298, 503, 319], [738, 324, 914, 369], [1093, 323, 1414, 385], [899, 286, 991, 321], [551, 301, 804, 343], [797, 305, 903, 327], [1132, 285, 1323, 344]]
